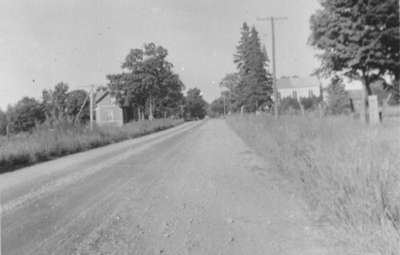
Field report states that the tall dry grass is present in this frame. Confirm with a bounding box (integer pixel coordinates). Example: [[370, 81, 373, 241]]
[[227, 114, 400, 255], [0, 119, 183, 173]]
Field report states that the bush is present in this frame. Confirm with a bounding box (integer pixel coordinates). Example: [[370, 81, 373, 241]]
[[278, 96, 322, 115], [279, 97, 301, 114], [300, 95, 321, 110]]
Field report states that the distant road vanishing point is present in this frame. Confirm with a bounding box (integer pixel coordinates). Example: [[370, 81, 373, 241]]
[[1, 119, 331, 255]]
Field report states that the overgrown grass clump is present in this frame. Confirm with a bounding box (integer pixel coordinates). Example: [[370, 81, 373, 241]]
[[227, 114, 400, 254], [0, 119, 183, 173]]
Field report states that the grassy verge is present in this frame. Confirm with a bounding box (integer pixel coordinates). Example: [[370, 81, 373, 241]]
[[227, 114, 400, 254], [0, 119, 183, 173]]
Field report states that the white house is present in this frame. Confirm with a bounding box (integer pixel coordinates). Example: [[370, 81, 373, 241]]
[[277, 76, 321, 99], [95, 91, 124, 126]]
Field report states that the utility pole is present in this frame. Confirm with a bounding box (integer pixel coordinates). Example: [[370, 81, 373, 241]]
[[228, 91, 231, 115], [223, 94, 226, 117], [89, 85, 94, 130], [257, 17, 287, 119]]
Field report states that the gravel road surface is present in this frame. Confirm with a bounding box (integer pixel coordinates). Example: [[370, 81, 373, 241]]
[[1, 119, 332, 255]]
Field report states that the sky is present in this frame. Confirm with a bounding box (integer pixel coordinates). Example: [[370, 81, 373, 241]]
[[0, 0, 321, 110]]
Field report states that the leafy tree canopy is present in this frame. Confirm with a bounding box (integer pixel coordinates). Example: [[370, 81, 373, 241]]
[[107, 43, 185, 119], [0, 109, 7, 135], [219, 73, 240, 112], [65, 89, 89, 122], [309, 0, 400, 94], [7, 97, 45, 133], [42, 82, 69, 122], [184, 88, 208, 120], [208, 97, 225, 118]]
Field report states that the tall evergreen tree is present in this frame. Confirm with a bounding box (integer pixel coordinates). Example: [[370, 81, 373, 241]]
[[234, 23, 251, 76], [233, 23, 273, 112], [261, 44, 270, 63]]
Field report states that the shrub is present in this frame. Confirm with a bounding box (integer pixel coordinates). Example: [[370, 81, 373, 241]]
[[279, 97, 301, 114], [300, 95, 321, 110], [326, 76, 351, 115]]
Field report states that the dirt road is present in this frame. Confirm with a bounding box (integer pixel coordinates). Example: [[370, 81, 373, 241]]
[[1, 119, 332, 255]]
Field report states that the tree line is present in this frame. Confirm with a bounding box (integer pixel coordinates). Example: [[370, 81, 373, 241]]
[[0, 83, 90, 135], [0, 42, 207, 136]]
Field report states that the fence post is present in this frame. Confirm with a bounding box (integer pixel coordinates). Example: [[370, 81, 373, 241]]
[[368, 95, 379, 125]]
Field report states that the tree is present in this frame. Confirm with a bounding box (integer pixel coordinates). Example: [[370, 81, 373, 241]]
[[7, 97, 45, 133], [261, 44, 270, 64], [326, 76, 351, 115], [309, 0, 400, 117], [107, 43, 184, 120], [155, 73, 185, 118], [42, 82, 70, 123], [208, 97, 225, 117], [219, 73, 240, 112], [233, 23, 273, 112], [184, 88, 208, 120], [65, 89, 89, 123], [0, 109, 7, 136]]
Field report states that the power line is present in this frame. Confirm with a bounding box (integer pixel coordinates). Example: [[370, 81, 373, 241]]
[[257, 17, 287, 119]]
